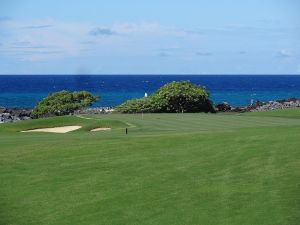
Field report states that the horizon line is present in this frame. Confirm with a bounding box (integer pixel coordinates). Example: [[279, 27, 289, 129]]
[[0, 74, 300, 76]]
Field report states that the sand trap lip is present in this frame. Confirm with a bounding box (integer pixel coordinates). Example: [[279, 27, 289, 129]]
[[21, 126, 82, 133], [90, 127, 111, 132]]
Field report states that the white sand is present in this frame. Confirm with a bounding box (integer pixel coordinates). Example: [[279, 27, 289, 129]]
[[90, 127, 111, 132], [21, 126, 81, 133]]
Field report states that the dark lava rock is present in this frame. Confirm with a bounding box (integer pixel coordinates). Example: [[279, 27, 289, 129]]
[[216, 102, 232, 112], [0, 107, 6, 113], [0, 108, 32, 123]]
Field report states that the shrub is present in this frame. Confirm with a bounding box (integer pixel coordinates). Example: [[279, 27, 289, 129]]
[[115, 98, 156, 113], [116, 81, 215, 113], [31, 90, 99, 118]]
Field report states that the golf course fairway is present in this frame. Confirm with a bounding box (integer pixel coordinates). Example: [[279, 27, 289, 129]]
[[1, 109, 300, 225]]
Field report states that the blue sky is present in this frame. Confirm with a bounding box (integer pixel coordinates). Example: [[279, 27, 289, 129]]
[[0, 0, 299, 74]]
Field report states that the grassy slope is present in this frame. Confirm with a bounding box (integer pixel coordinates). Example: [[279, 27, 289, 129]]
[[0, 111, 300, 225]]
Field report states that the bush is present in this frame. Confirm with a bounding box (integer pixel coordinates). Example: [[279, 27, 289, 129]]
[[116, 81, 215, 113], [116, 97, 160, 113], [31, 90, 99, 118]]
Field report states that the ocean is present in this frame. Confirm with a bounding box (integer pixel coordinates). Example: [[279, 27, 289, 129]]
[[0, 75, 300, 108]]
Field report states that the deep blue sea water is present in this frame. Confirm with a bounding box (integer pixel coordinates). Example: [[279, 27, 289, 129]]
[[0, 75, 300, 108]]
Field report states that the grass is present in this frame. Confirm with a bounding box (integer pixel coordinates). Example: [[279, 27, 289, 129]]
[[0, 110, 300, 225]]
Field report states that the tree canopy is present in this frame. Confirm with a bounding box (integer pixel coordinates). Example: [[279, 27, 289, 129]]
[[116, 81, 215, 113], [31, 90, 99, 118]]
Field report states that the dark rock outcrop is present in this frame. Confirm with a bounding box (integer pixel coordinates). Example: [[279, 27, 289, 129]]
[[250, 98, 300, 112], [216, 102, 231, 112], [216, 98, 300, 113], [0, 107, 6, 113], [0, 107, 32, 123], [75, 107, 114, 114]]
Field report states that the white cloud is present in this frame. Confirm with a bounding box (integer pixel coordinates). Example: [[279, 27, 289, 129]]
[[0, 19, 196, 62], [277, 49, 293, 58], [0, 19, 91, 61]]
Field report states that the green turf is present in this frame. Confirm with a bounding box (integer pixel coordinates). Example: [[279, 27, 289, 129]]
[[0, 110, 300, 225]]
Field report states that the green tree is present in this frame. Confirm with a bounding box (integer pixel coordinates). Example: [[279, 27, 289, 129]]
[[116, 81, 215, 113], [31, 90, 99, 118], [151, 81, 215, 113]]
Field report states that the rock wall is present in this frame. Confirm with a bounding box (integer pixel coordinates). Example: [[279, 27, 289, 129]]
[[250, 99, 300, 112], [0, 107, 32, 123], [75, 107, 114, 114], [216, 98, 300, 113]]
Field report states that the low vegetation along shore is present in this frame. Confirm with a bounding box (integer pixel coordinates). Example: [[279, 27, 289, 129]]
[[1, 81, 300, 123], [1, 98, 300, 123]]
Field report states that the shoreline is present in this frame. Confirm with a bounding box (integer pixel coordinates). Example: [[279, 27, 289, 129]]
[[1, 97, 300, 123], [216, 97, 300, 113]]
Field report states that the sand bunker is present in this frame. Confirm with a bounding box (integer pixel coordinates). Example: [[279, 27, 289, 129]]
[[22, 126, 81, 133], [90, 127, 111, 132]]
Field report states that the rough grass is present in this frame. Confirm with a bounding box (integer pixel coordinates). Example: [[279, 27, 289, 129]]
[[0, 110, 300, 225]]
